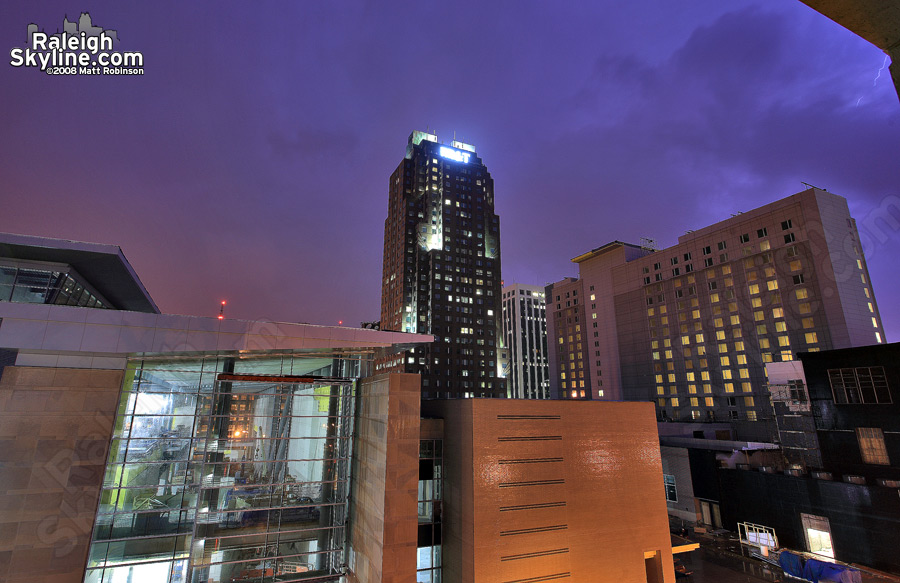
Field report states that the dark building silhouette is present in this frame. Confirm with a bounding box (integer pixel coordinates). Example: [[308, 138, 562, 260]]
[[379, 131, 504, 399]]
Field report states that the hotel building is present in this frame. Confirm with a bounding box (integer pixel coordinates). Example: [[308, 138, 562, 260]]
[[547, 188, 884, 424]]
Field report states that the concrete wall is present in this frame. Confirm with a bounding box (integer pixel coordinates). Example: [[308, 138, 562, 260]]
[[660, 447, 698, 524], [425, 398, 674, 583], [348, 373, 421, 583], [0, 365, 123, 583]]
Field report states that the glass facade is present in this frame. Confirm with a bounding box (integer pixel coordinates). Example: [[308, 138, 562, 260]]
[[85, 353, 362, 583], [0, 262, 110, 308], [417, 439, 442, 583]]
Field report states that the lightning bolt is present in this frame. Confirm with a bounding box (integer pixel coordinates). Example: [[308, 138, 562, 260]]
[[856, 54, 890, 106]]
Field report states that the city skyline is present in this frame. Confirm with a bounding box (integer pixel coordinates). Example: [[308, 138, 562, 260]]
[[2, 1, 899, 341]]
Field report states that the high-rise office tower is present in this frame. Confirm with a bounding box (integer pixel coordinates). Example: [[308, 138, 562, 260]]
[[501, 283, 550, 398], [547, 188, 885, 422], [379, 131, 505, 398]]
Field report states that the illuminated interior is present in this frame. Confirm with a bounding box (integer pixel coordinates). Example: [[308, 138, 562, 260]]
[[84, 353, 360, 583]]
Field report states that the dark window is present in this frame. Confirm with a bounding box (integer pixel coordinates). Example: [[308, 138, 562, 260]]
[[781, 219, 793, 230], [664, 474, 677, 502], [828, 367, 891, 404], [757, 228, 768, 238], [784, 233, 796, 244], [788, 379, 807, 402], [740, 234, 750, 243]]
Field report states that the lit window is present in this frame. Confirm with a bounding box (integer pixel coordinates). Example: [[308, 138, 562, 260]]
[[805, 332, 818, 344], [857, 428, 890, 465]]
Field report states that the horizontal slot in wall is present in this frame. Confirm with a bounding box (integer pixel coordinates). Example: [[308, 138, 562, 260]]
[[500, 524, 568, 536], [498, 436, 562, 442], [498, 457, 564, 465], [499, 501, 567, 512], [499, 479, 565, 488], [502, 572, 572, 583], [497, 414, 561, 420], [501, 548, 570, 562]]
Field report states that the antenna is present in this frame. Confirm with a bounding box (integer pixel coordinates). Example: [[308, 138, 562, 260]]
[[218, 300, 226, 320], [801, 181, 826, 191]]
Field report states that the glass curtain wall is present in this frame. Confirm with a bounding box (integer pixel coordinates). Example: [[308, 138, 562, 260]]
[[85, 353, 360, 583], [0, 262, 110, 308], [417, 439, 442, 583]]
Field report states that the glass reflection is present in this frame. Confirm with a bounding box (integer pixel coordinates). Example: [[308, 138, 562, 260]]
[[88, 355, 358, 583]]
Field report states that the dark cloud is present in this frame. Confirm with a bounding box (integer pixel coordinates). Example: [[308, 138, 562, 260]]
[[1, 1, 897, 338]]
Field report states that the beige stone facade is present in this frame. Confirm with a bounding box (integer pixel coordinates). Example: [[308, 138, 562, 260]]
[[424, 398, 675, 583], [348, 373, 422, 583], [0, 365, 123, 583]]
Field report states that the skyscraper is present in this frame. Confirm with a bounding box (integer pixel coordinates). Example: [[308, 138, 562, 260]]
[[379, 131, 505, 398], [501, 283, 550, 398], [547, 188, 885, 423]]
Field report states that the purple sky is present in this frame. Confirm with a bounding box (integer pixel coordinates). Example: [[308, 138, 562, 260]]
[[2, 1, 899, 340]]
